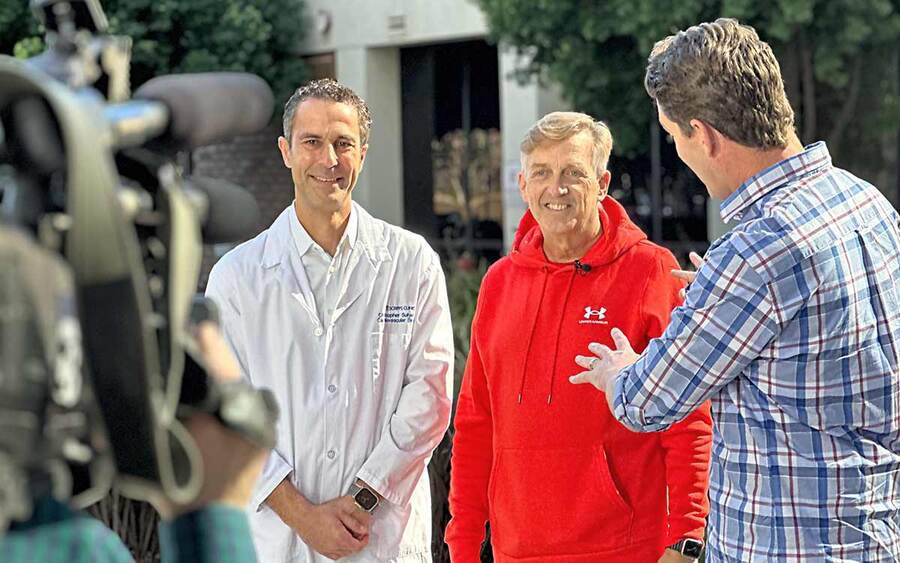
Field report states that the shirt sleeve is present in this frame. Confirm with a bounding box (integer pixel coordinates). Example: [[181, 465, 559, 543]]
[[640, 250, 713, 546], [205, 261, 292, 511], [445, 301, 492, 563], [159, 504, 257, 563], [614, 241, 779, 431], [357, 249, 454, 506]]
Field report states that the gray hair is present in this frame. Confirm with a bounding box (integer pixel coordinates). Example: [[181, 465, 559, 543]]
[[520, 112, 613, 175], [282, 78, 372, 145], [644, 18, 794, 149]]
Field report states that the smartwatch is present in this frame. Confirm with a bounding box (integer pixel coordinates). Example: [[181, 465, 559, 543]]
[[668, 538, 704, 558], [348, 482, 380, 513]]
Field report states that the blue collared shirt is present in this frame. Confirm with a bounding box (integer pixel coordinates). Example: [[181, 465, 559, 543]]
[[613, 142, 900, 562]]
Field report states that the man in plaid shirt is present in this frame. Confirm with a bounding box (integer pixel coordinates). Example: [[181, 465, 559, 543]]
[[571, 18, 900, 562]]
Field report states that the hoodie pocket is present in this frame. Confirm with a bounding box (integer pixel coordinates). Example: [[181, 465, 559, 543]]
[[488, 445, 633, 558]]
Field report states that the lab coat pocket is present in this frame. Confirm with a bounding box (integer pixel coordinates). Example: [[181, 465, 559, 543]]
[[370, 331, 412, 383]]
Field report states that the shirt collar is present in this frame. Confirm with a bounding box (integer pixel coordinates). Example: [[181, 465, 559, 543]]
[[720, 141, 832, 224], [288, 203, 359, 258], [342, 205, 359, 251]]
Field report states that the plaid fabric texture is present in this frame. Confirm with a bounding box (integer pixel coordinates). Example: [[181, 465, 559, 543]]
[[614, 142, 900, 562]]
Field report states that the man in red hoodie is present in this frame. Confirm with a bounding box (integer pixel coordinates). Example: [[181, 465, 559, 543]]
[[446, 112, 713, 563]]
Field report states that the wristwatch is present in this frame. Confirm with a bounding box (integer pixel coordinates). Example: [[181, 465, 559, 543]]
[[668, 538, 704, 558], [348, 481, 380, 513]]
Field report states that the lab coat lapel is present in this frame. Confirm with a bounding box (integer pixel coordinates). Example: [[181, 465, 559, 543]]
[[333, 205, 390, 323], [263, 206, 318, 321]]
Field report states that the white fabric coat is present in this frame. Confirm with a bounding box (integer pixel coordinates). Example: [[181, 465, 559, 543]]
[[205, 202, 454, 562]]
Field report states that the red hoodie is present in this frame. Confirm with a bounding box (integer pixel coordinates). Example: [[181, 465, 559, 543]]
[[446, 197, 712, 562]]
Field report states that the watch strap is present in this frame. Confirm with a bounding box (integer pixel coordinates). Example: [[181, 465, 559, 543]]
[[668, 538, 704, 558]]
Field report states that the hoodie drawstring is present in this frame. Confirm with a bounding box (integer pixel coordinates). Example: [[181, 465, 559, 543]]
[[547, 267, 578, 404], [517, 266, 549, 404]]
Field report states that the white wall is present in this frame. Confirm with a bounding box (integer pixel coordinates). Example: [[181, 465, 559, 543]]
[[300, 0, 489, 53]]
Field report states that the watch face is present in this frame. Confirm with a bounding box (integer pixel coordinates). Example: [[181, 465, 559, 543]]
[[354, 487, 378, 511], [682, 539, 704, 558]]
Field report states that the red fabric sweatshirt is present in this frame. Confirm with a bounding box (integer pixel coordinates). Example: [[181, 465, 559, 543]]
[[446, 197, 712, 562]]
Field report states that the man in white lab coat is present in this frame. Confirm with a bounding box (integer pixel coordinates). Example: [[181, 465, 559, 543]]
[[205, 78, 454, 562]]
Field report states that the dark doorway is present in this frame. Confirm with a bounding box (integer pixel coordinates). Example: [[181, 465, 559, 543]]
[[401, 40, 503, 263]]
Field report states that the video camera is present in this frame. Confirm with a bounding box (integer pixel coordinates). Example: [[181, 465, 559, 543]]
[[0, 0, 278, 531]]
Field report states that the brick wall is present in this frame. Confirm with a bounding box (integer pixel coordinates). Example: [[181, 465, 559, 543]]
[[191, 122, 292, 288]]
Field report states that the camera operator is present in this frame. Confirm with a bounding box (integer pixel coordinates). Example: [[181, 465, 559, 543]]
[[0, 320, 266, 563], [0, 1, 280, 561]]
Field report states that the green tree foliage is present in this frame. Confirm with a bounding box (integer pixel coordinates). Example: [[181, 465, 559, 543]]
[[1, 0, 307, 101], [477, 0, 900, 177], [0, 3, 41, 57]]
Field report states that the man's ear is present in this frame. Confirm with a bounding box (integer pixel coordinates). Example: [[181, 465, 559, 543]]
[[277, 136, 292, 168], [691, 119, 723, 159], [359, 143, 368, 171], [597, 170, 612, 201]]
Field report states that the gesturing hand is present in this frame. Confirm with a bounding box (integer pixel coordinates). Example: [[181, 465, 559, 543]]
[[298, 495, 372, 560], [670, 251, 704, 299], [570, 328, 640, 411]]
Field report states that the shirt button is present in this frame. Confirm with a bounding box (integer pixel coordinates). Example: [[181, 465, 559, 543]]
[[328, 266, 336, 274], [327, 449, 336, 460], [314, 327, 324, 337], [327, 384, 337, 393]]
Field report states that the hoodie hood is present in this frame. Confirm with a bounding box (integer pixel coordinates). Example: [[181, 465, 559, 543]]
[[510, 196, 647, 269]]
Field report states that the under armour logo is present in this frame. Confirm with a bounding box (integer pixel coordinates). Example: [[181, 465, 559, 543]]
[[583, 306, 606, 321]]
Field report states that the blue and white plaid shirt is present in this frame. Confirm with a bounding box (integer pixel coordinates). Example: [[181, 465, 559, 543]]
[[613, 142, 900, 562]]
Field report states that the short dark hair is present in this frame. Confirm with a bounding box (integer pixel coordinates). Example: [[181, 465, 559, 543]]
[[645, 18, 795, 149], [282, 78, 372, 145]]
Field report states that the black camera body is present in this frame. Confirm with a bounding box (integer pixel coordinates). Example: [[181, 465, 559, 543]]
[[0, 0, 277, 530]]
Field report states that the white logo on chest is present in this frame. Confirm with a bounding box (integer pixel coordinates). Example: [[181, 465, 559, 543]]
[[579, 306, 608, 325]]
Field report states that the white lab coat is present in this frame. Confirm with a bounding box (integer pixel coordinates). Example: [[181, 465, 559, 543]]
[[205, 202, 454, 562]]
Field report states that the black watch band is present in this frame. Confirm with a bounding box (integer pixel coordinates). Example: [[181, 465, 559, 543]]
[[668, 538, 704, 558]]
